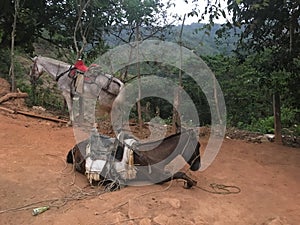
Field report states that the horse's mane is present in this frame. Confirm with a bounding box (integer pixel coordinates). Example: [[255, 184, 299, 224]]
[[135, 128, 196, 150], [38, 56, 71, 67]]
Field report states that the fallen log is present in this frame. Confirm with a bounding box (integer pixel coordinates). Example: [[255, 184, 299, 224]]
[[0, 92, 28, 104], [16, 110, 68, 123], [0, 106, 15, 114], [0, 106, 68, 124]]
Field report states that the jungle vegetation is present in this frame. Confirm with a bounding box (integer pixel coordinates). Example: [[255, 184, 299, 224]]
[[0, 0, 299, 138]]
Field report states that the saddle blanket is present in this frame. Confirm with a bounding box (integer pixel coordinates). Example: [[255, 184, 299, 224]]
[[85, 138, 137, 184]]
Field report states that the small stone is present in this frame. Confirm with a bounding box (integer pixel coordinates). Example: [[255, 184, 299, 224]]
[[261, 216, 290, 225], [153, 214, 169, 225], [112, 212, 127, 223], [128, 199, 149, 219], [139, 218, 152, 225], [161, 198, 181, 209]]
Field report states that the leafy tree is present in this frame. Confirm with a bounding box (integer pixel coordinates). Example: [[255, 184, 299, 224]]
[[104, 0, 171, 129], [193, 0, 300, 142], [0, 0, 46, 52]]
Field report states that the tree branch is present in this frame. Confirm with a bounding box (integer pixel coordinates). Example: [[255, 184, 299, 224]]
[[74, 0, 92, 58]]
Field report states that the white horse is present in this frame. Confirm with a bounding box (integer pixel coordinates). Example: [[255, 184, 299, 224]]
[[29, 56, 124, 124]]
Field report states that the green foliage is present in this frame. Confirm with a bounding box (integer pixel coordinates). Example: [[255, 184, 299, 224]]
[[246, 107, 300, 135], [121, 0, 159, 24], [0, 0, 298, 136], [248, 116, 274, 134], [19, 78, 66, 113], [281, 107, 299, 128], [0, 48, 30, 87], [203, 53, 299, 133], [123, 62, 211, 126], [0, 48, 10, 80], [0, 0, 44, 52]]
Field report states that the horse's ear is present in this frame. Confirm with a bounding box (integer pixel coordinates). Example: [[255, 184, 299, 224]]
[[25, 55, 34, 62], [30, 55, 38, 61]]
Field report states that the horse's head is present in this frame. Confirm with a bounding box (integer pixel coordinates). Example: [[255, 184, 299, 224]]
[[187, 141, 201, 171], [182, 130, 201, 171], [66, 140, 87, 174], [29, 56, 44, 80]]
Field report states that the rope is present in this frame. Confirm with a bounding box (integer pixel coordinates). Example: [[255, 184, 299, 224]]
[[0, 154, 113, 215], [195, 182, 241, 195], [180, 133, 241, 195], [182, 168, 241, 195], [102, 178, 174, 215]]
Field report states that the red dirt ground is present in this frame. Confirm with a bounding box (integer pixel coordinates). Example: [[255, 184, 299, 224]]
[[0, 109, 299, 225]]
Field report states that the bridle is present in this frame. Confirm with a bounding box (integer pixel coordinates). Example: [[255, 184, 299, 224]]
[[30, 58, 43, 80], [56, 65, 73, 81], [30, 56, 74, 82]]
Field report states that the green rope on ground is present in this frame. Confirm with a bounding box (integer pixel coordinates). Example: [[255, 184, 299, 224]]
[[196, 182, 241, 195]]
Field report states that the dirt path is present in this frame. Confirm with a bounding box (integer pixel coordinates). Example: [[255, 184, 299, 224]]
[[0, 111, 299, 225]]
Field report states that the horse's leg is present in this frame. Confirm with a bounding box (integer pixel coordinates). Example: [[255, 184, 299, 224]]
[[83, 97, 96, 127], [62, 90, 73, 125], [157, 171, 197, 189], [110, 94, 125, 132]]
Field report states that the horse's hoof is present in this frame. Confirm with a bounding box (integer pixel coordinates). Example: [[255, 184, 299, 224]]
[[184, 179, 197, 189], [104, 181, 121, 192], [184, 181, 193, 189]]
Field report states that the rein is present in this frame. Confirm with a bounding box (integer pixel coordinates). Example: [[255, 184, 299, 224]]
[[95, 74, 121, 97], [56, 65, 74, 81]]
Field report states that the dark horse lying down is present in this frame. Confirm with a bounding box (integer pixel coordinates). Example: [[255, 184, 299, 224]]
[[67, 129, 201, 189]]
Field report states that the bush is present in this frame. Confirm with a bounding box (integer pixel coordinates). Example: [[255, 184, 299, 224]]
[[246, 107, 299, 135], [248, 116, 274, 134]]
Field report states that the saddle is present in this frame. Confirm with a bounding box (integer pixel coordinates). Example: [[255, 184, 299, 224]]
[[69, 59, 88, 95], [69, 60, 105, 96]]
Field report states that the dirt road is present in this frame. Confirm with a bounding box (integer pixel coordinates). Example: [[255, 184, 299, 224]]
[[0, 112, 299, 225]]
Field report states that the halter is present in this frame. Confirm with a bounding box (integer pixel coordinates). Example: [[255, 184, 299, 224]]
[[30, 58, 43, 79], [31, 56, 74, 82]]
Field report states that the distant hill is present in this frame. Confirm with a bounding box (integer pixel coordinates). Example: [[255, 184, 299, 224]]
[[105, 23, 239, 56], [167, 23, 238, 56]]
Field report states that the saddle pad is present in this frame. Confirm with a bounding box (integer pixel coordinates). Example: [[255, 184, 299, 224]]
[[85, 143, 107, 183], [85, 138, 137, 184], [114, 139, 137, 180], [75, 73, 84, 94]]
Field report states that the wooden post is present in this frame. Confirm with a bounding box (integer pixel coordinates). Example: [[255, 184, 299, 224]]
[[273, 92, 283, 144]]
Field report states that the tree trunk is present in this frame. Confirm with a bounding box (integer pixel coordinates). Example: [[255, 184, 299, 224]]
[[9, 0, 19, 92], [73, 0, 91, 58], [136, 23, 143, 130], [172, 87, 181, 133], [172, 14, 185, 133], [273, 92, 282, 144]]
